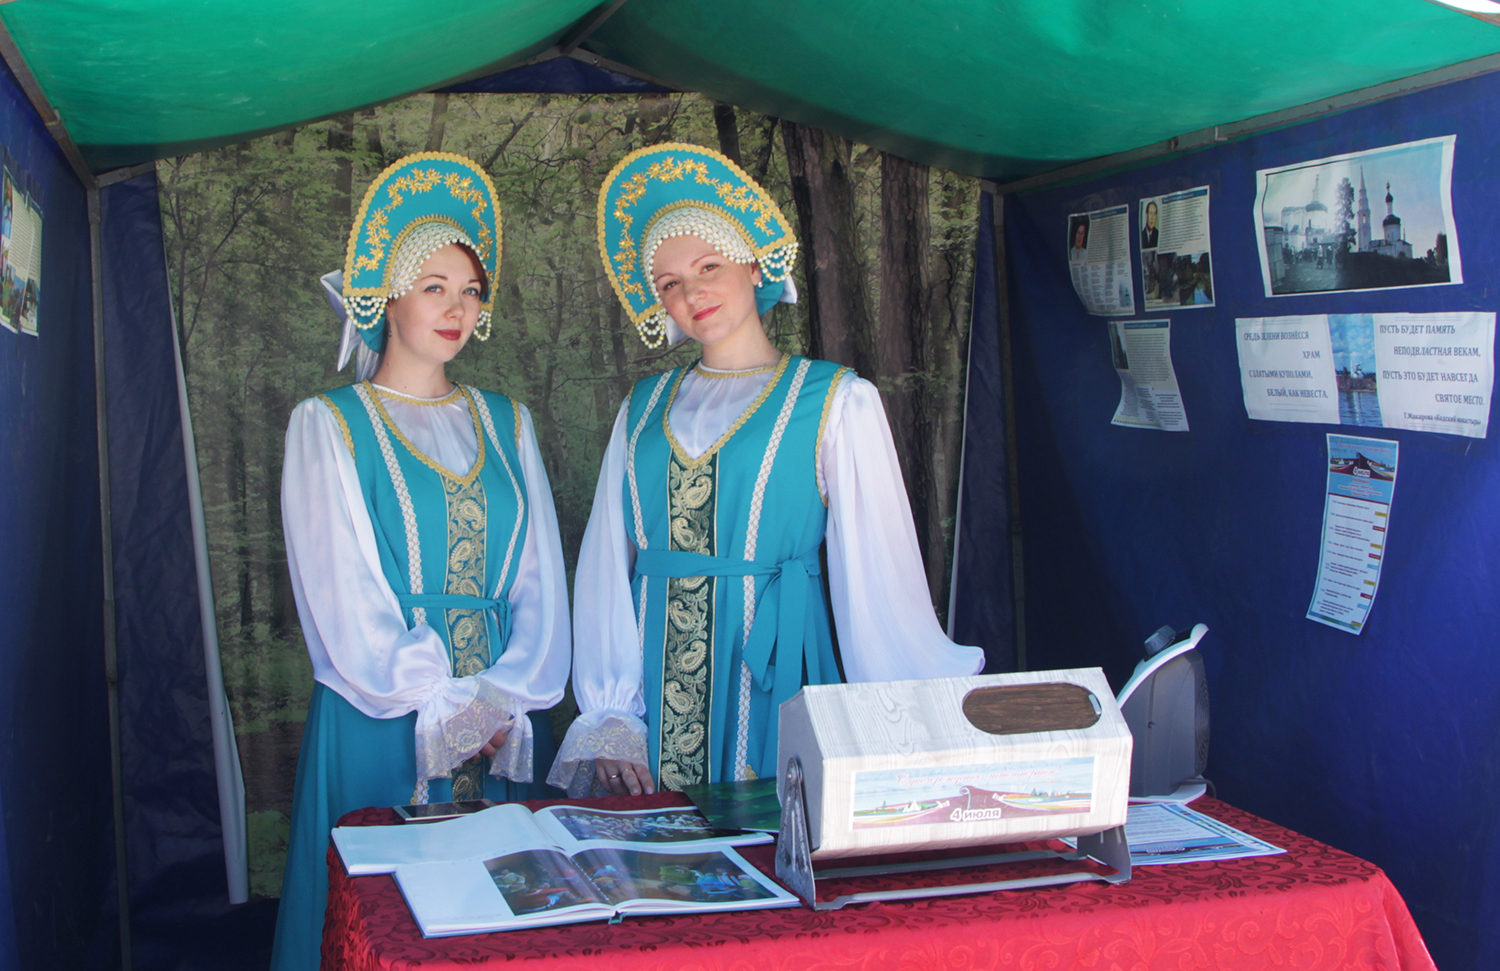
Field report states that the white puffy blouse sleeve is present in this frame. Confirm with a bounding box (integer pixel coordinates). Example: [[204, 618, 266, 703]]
[[282, 397, 565, 784], [822, 376, 986, 681], [547, 401, 650, 795]]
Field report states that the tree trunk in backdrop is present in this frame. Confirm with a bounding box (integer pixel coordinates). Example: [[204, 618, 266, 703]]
[[877, 151, 945, 600], [713, 102, 742, 165], [426, 93, 450, 152], [328, 115, 355, 229], [781, 121, 876, 377], [926, 177, 977, 623]]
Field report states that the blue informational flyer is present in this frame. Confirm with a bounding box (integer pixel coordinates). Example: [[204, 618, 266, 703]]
[[1307, 434, 1399, 634]]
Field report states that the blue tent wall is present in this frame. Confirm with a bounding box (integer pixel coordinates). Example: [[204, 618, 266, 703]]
[[0, 60, 114, 971], [975, 69, 1500, 971], [0, 63, 242, 971]]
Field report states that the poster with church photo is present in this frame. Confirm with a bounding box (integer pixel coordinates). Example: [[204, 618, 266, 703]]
[[1254, 136, 1460, 298]]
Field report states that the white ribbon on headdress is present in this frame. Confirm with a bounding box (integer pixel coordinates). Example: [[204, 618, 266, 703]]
[[321, 270, 381, 382]]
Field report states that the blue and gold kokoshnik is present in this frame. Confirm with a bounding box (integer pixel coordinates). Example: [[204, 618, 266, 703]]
[[598, 143, 798, 348], [343, 152, 503, 352]]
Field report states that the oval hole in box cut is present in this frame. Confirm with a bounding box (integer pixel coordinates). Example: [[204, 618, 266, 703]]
[[962, 683, 1101, 735]]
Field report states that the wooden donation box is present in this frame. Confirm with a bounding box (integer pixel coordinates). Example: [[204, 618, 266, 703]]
[[774, 668, 1133, 909]]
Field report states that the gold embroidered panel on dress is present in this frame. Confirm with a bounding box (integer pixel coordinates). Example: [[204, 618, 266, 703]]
[[659, 451, 717, 791], [450, 753, 487, 802], [444, 472, 490, 798]]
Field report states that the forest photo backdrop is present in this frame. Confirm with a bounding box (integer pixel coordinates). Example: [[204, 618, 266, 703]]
[[159, 90, 980, 896]]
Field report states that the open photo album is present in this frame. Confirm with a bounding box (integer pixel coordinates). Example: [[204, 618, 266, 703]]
[[333, 803, 793, 936]]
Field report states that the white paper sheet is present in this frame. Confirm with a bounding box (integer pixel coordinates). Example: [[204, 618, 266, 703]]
[[17, 195, 40, 336], [333, 804, 543, 875], [1067, 204, 1134, 316], [1254, 136, 1460, 298], [1140, 187, 1214, 311], [1109, 320, 1188, 432], [1116, 803, 1284, 866], [1066, 803, 1285, 866]]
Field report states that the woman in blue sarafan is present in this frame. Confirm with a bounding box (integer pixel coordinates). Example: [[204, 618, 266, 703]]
[[271, 153, 570, 970], [550, 144, 983, 799]]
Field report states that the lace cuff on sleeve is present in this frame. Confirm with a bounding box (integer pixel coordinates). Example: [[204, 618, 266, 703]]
[[414, 678, 519, 781], [546, 712, 648, 797], [488, 705, 534, 784]]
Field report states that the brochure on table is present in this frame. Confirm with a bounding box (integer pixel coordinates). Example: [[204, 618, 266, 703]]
[[334, 803, 771, 875], [1066, 803, 1284, 866], [682, 778, 782, 833], [1307, 434, 1399, 635], [335, 804, 791, 936]]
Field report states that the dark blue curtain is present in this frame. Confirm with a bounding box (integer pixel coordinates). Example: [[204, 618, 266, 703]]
[[0, 59, 114, 971], [441, 57, 669, 94], [949, 191, 1014, 672], [961, 68, 1500, 971], [100, 172, 242, 970]]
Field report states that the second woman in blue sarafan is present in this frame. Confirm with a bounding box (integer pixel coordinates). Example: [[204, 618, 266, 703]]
[[550, 143, 983, 799]]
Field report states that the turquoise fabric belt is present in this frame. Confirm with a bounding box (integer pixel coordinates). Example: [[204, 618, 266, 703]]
[[398, 593, 504, 611], [396, 593, 514, 654], [634, 546, 824, 703]]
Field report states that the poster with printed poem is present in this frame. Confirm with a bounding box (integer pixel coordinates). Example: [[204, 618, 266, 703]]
[[1235, 313, 1493, 437]]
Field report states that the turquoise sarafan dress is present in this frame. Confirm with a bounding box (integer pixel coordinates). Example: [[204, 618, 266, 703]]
[[270, 381, 559, 971], [625, 354, 848, 788]]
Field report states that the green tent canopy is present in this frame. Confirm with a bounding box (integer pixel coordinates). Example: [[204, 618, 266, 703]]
[[4, 0, 1499, 177]]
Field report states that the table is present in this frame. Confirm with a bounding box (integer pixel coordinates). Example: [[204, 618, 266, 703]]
[[322, 794, 1434, 971]]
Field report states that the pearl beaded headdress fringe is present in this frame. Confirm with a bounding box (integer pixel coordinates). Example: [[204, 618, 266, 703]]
[[638, 206, 797, 346], [341, 152, 503, 356], [643, 207, 757, 281], [596, 142, 800, 348], [348, 220, 493, 342]]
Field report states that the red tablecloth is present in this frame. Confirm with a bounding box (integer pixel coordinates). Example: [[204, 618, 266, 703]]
[[322, 795, 1434, 971]]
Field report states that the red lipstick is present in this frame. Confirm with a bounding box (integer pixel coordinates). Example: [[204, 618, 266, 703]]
[[436, 329, 462, 341], [693, 305, 719, 321]]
